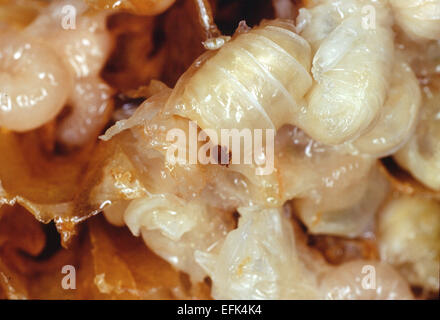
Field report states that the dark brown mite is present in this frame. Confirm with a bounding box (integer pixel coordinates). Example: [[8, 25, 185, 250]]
[[212, 145, 232, 167]]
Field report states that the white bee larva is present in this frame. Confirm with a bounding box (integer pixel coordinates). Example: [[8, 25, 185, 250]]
[[56, 77, 113, 146], [390, 0, 440, 41], [20, 0, 114, 146], [275, 125, 375, 204], [350, 55, 421, 157], [295, 164, 389, 238], [195, 206, 319, 299], [124, 194, 233, 282], [378, 195, 440, 292], [394, 85, 440, 191], [0, 32, 70, 132], [25, 0, 112, 80], [319, 260, 414, 300], [298, 0, 395, 145], [165, 19, 313, 138]]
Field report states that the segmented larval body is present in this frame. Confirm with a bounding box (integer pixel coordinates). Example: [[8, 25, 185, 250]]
[[0, 32, 70, 131], [162, 19, 320, 203], [0, 0, 113, 146], [101, 100, 414, 297], [158, 14, 402, 206], [276, 126, 375, 202], [101, 88, 278, 208], [394, 84, 440, 190], [124, 195, 234, 282], [349, 54, 421, 157], [24, 0, 114, 146], [25, 0, 112, 80], [104, 92, 381, 214], [56, 77, 113, 146], [165, 19, 313, 139], [272, 125, 390, 238], [295, 163, 389, 238], [194, 206, 413, 299], [100, 94, 276, 281], [195, 206, 320, 299], [390, 0, 440, 41], [275, 125, 383, 237], [297, 0, 395, 145], [102, 93, 384, 233]]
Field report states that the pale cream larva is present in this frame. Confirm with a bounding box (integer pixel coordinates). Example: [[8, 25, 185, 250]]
[[56, 77, 113, 146], [24, 0, 113, 146], [195, 206, 319, 299], [390, 0, 440, 41], [165, 19, 313, 138], [394, 85, 440, 191], [319, 260, 414, 300], [297, 0, 395, 144], [195, 205, 413, 300], [0, 32, 70, 132], [349, 54, 421, 157], [124, 194, 233, 283], [25, 0, 112, 79], [295, 163, 389, 238], [378, 195, 440, 293]]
